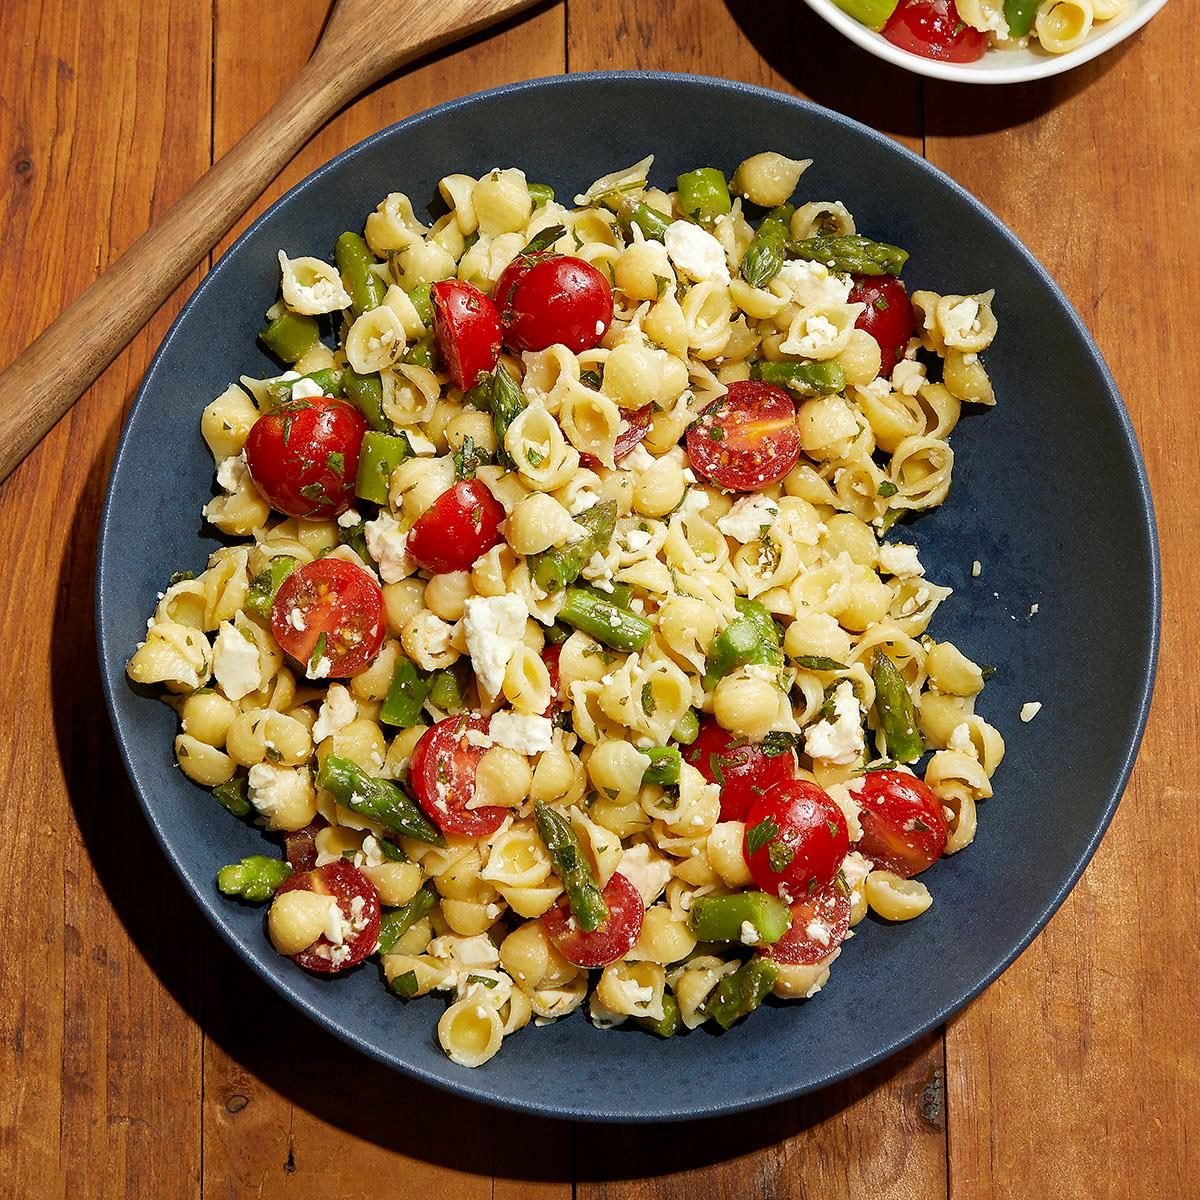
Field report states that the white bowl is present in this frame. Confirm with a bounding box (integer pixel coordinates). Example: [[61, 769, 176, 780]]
[[802, 0, 1167, 83]]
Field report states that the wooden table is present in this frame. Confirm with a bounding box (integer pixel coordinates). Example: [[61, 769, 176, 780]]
[[2, 1, 1194, 1195]]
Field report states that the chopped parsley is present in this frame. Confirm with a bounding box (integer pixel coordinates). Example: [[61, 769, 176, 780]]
[[877, 480, 898, 498], [793, 656, 848, 672], [326, 451, 345, 477], [308, 632, 328, 676], [746, 816, 779, 856], [641, 681, 656, 716], [759, 731, 800, 757], [768, 842, 795, 873], [526, 446, 545, 468]]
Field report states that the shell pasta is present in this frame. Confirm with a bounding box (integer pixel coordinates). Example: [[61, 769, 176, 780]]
[[128, 151, 1009, 1068]]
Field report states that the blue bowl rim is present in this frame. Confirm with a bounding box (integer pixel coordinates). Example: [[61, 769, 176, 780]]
[[96, 70, 1162, 1122]]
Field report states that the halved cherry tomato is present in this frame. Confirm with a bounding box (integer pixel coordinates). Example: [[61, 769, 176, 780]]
[[743, 780, 849, 900], [683, 718, 796, 822], [542, 871, 644, 968], [883, 0, 987, 62], [685, 380, 801, 491], [409, 716, 507, 837], [270, 557, 385, 678], [494, 254, 613, 354], [244, 395, 364, 518], [275, 859, 381, 974], [579, 403, 652, 469], [405, 479, 505, 574], [282, 816, 328, 872], [849, 275, 916, 377], [763, 883, 851, 967], [431, 279, 502, 390], [854, 769, 948, 878]]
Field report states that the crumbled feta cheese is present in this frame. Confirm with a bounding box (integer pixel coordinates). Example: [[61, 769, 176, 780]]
[[624, 529, 653, 553], [663, 221, 730, 284], [1020, 701, 1042, 723], [404, 429, 438, 455], [620, 442, 657, 474], [247, 762, 306, 821], [941, 297, 981, 345], [215, 452, 250, 494], [308, 653, 331, 680], [717, 495, 780, 543], [739, 920, 760, 946], [947, 722, 976, 757], [972, 560, 982, 577], [679, 487, 709, 517], [312, 683, 357, 743], [775, 258, 851, 308], [404, 611, 454, 670], [358, 835, 388, 869], [1030, 603, 1039, 616], [428, 933, 500, 971], [337, 507, 362, 528], [877, 542, 924, 579], [806, 919, 831, 947], [212, 621, 261, 700], [362, 512, 415, 584], [616, 843, 672, 906], [286, 606, 306, 633], [839, 850, 872, 892], [487, 711, 553, 755], [856, 376, 892, 402], [794, 313, 840, 356], [463, 593, 529, 697], [891, 359, 927, 397], [569, 488, 601, 515], [804, 680, 864, 765], [289, 376, 326, 401]]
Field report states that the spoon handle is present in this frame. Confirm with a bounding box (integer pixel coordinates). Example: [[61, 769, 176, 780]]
[[0, 60, 362, 487]]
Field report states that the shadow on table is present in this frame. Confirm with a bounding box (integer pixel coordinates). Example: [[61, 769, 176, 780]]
[[56, 393, 936, 1188], [726, 0, 1132, 139]]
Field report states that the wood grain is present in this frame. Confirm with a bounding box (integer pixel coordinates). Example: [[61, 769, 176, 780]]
[[2, 0, 1198, 1197]]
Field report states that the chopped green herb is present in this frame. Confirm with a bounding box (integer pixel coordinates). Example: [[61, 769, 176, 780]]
[[641, 681, 656, 716], [759, 731, 800, 757], [746, 816, 779, 856], [326, 451, 345, 477], [168, 569, 196, 585], [526, 446, 545, 468], [878, 480, 899, 498], [521, 224, 566, 257], [579, 369, 602, 389], [308, 632, 328, 675], [826, 819, 841, 838], [767, 842, 795, 873], [391, 970, 420, 998], [793, 656, 848, 672], [706, 424, 726, 442], [911, 817, 932, 833], [873, 295, 890, 311]]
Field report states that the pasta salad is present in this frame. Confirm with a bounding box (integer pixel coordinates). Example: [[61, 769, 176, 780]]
[[127, 150, 1005, 1068], [834, 0, 1133, 61]]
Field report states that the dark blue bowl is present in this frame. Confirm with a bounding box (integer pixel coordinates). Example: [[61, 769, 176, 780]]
[[97, 72, 1159, 1121]]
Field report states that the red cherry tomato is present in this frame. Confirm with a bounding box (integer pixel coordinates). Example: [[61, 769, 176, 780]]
[[494, 254, 613, 354], [542, 871, 644, 968], [405, 479, 505, 574], [282, 817, 328, 872], [853, 770, 949, 878], [683, 718, 797, 822], [764, 883, 852, 966], [270, 558, 385, 678], [883, 0, 987, 62], [579, 404, 652, 469], [275, 860, 381, 974], [244, 395, 364, 518], [849, 275, 916, 377], [743, 780, 849, 900], [409, 716, 507, 837], [430, 279, 502, 390], [685, 380, 801, 491]]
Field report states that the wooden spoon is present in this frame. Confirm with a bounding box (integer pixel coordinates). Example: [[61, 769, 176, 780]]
[[0, 0, 538, 486]]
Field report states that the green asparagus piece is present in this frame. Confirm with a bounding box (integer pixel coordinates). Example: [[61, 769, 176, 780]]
[[789, 234, 909, 277], [677, 167, 732, 223], [261, 367, 344, 411], [832, 0, 902, 30], [1003, 0, 1038, 36], [871, 648, 924, 763], [672, 708, 700, 745], [534, 802, 609, 932], [379, 657, 430, 728], [607, 195, 672, 242], [642, 746, 682, 787], [338, 517, 370, 561], [688, 892, 792, 945], [405, 282, 433, 327], [376, 883, 438, 955], [704, 958, 779, 1031], [401, 334, 439, 371], [473, 364, 527, 466], [245, 555, 298, 621], [703, 597, 783, 688], [316, 755, 445, 846], [217, 855, 292, 902], [528, 500, 617, 592], [740, 205, 794, 287], [343, 369, 388, 432], [259, 311, 319, 364], [559, 587, 653, 653], [544, 622, 570, 646], [528, 182, 555, 209], [211, 777, 252, 818], [355, 431, 410, 505], [637, 991, 681, 1038], [427, 668, 464, 713], [751, 359, 846, 398], [335, 231, 387, 316]]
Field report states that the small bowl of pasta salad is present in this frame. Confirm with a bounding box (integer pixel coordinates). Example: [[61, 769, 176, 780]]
[[98, 74, 1157, 1119], [804, 0, 1167, 82]]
